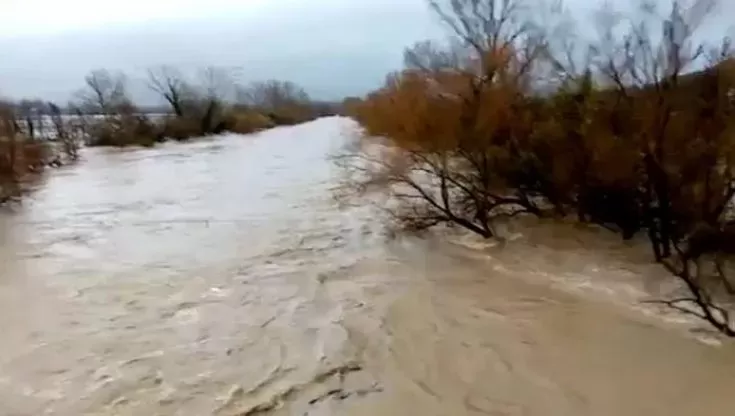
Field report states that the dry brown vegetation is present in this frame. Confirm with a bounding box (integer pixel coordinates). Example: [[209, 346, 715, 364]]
[[342, 0, 735, 335], [0, 100, 61, 202]]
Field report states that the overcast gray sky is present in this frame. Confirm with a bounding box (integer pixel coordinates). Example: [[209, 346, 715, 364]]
[[0, 0, 441, 104], [0, 0, 732, 104]]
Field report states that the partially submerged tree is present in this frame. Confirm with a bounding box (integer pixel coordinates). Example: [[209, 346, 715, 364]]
[[344, 0, 735, 336], [194, 66, 235, 133], [75, 69, 157, 146], [147, 66, 190, 117], [572, 1, 735, 334], [586, 0, 735, 260], [344, 0, 552, 237], [76, 69, 132, 116], [48, 102, 80, 161]]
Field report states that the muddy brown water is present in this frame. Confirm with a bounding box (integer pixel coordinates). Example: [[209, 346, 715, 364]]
[[1, 117, 734, 416]]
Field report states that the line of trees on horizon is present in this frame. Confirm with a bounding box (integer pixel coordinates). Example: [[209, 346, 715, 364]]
[[0, 65, 340, 201], [8, 65, 338, 142], [340, 0, 735, 336]]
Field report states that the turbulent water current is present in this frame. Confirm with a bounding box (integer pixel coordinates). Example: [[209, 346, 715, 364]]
[[1, 117, 733, 415]]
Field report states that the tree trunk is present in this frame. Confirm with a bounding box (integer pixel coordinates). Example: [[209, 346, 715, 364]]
[[172, 101, 184, 118]]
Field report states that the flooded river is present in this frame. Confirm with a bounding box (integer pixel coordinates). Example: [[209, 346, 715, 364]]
[[1, 117, 734, 415]]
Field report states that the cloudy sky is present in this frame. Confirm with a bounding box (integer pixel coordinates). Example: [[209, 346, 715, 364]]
[[0, 0, 732, 104], [0, 0, 441, 104]]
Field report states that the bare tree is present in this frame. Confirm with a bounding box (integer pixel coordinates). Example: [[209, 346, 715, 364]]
[[48, 102, 80, 161], [147, 66, 190, 117], [196, 66, 236, 103], [657, 243, 735, 337], [184, 66, 235, 134], [74, 69, 159, 146], [76, 69, 132, 116]]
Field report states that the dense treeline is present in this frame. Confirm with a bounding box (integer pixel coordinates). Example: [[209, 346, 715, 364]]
[[342, 0, 735, 335], [0, 66, 335, 201]]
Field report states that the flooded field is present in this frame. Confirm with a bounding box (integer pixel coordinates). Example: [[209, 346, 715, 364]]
[[0, 117, 733, 415]]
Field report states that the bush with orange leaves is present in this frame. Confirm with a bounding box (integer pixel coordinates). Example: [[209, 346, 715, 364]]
[[342, 0, 562, 237], [342, 0, 735, 335], [345, 65, 548, 236]]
